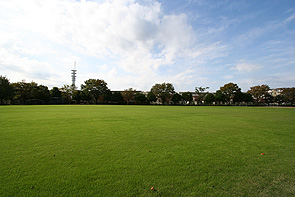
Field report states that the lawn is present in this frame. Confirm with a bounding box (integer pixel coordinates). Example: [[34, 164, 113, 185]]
[[0, 105, 294, 196]]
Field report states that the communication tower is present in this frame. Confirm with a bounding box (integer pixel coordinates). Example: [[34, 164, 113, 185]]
[[71, 61, 77, 86]]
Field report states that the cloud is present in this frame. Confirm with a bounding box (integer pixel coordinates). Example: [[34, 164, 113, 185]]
[[230, 60, 264, 72], [285, 13, 295, 23], [0, 0, 228, 91], [223, 75, 233, 79]]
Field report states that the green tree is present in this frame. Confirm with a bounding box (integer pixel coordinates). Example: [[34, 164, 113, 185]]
[[147, 91, 157, 103], [242, 93, 253, 103], [182, 92, 193, 104], [281, 88, 295, 105], [247, 85, 270, 103], [195, 86, 209, 104], [205, 93, 215, 105], [0, 76, 14, 104], [81, 79, 109, 104], [275, 95, 284, 105], [109, 91, 124, 104], [171, 93, 182, 104], [50, 87, 62, 97], [220, 83, 241, 104], [215, 90, 225, 105], [151, 83, 175, 104], [134, 92, 147, 104], [34, 85, 50, 103], [60, 84, 76, 103], [72, 90, 82, 104], [12, 80, 38, 104], [121, 88, 137, 104]]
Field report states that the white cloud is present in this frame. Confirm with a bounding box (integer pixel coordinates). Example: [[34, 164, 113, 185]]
[[285, 13, 295, 23], [0, 0, 227, 90], [230, 60, 264, 72], [224, 75, 233, 79]]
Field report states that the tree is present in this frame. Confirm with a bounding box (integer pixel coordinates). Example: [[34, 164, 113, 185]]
[[171, 93, 182, 104], [220, 83, 241, 104], [275, 94, 284, 105], [281, 88, 295, 105], [72, 90, 82, 104], [0, 76, 14, 104], [12, 80, 38, 104], [182, 92, 193, 104], [242, 93, 253, 103], [60, 84, 75, 103], [247, 85, 270, 103], [205, 93, 215, 105], [134, 92, 147, 104], [50, 87, 62, 97], [215, 90, 225, 105], [151, 83, 175, 104], [109, 91, 124, 104], [34, 85, 50, 103], [195, 86, 209, 104], [121, 88, 137, 105], [81, 79, 109, 104], [147, 91, 157, 103]]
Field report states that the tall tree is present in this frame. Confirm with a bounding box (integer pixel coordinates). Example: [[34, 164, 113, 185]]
[[171, 93, 182, 104], [147, 91, 157, 103], [247, 85, 270, 103], [34, 85, 50, 103], [215, 90, 225, 105], [195, 86, 209, 104], [220, 82, 241, 104], [205, 93, 215, 105], [182, 92, 193, 104], [281, 88, 295, 105], [0, 76, 14, 104], [121, 88, 137, 105], [81, 79, 109, 104], [134, 92, 147, 104], [12, 80, 38, 104], [151, 83, 175, 104], [108, 91, 124, 104], [50, 87, 62, 97], [60, 84, 75, 103]]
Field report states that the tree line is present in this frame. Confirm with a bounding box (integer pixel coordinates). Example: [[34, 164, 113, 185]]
[[0, 75, 294, 106]]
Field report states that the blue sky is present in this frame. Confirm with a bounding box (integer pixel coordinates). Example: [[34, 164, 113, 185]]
[[0, 0, 294, 92]]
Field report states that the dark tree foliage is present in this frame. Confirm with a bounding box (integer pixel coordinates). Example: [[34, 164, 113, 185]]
[[242, 93, 254, 103], [195, 86, 209, 104], [147, 91, 157, 103], [205, 93, 215, 104], [171, 93, 182, 104], [134, 92, 147, 104], [151, 83, 175, 104], [121, 88, 137, 105], [182, 92, 193, 104], [215, 90, 226, 104], [275, 95, 284, 105], [50, 87, 62, 97], [110, 91, 124, 104], [72, 90, 82, 104], [81, 79, 109, 104], [34, 85, 50, 103], [0, 76, 14, 104], [247, 85, 270, 103], [281, 88, 295, 104], [220, 82, 241, 103]]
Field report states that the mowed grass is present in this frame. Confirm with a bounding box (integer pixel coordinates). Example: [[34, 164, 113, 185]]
[[0, 105, 294, 196]]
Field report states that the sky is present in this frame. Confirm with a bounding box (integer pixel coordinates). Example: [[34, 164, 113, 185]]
[[0, 0, 294, 92]]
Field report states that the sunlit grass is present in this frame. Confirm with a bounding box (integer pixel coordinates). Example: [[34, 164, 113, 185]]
[[0, 105, 294, 196]]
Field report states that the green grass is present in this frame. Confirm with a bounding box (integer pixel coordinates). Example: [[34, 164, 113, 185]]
[[0, 105, 294, 196]]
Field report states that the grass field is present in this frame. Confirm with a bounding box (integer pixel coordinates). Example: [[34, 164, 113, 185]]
[[0, 105, 294, 196]]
